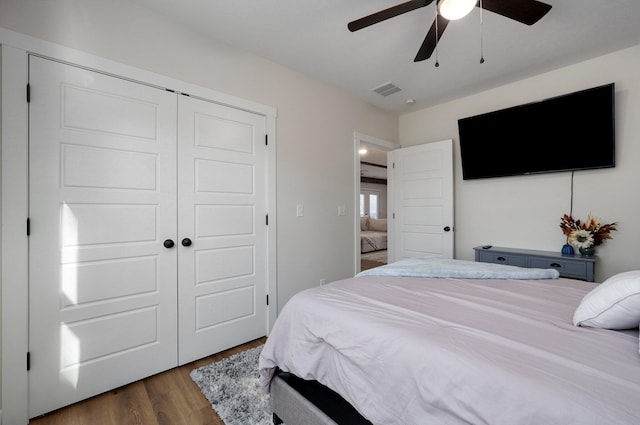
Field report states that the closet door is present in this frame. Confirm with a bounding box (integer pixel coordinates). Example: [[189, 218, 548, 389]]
[[177, 96, 268, 364], [28, 56, 178, 417]]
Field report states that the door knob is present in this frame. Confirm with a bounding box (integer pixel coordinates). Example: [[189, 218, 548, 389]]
[[163, 239, 175, 248], [181, 238, 192, 247], [443, 226, 451, 232]]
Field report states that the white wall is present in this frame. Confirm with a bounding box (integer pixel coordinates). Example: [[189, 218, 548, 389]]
[[400, 44, 640, 282], [0, 0, 398, 311]]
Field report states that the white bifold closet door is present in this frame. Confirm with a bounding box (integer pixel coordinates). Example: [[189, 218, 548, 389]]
[[27, 56, 268, 417], [176, 95, 268, 364]]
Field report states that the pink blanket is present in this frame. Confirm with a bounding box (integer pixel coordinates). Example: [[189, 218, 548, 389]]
[[259, 275, 640, 425]]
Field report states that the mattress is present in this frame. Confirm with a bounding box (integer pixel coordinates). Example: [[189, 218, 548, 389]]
[[259, 272, 640, 425]]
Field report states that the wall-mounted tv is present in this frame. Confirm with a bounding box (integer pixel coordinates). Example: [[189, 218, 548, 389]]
[[458, 83, 615, 180]]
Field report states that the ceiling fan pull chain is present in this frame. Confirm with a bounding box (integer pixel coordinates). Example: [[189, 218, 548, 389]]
[[479, 0, 485, 64], [435, 3, 440, 67]]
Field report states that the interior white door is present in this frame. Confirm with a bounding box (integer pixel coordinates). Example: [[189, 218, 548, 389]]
[[28, 57, 179, 416], [177, 95, 268, 364], [388, 140, 454, 263]]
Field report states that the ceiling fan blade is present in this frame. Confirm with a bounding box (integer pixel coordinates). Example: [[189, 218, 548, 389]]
[[348, 0, 435, 32], [414, 14, 450, 62], [481, 0, 552, 25]]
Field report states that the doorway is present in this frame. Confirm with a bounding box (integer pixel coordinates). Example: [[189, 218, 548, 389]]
[[353, 134, 455, 273], [353, 133, 397, 273]]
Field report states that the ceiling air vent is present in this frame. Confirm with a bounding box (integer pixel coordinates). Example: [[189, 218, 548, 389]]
[[371, 81, 401, 97]]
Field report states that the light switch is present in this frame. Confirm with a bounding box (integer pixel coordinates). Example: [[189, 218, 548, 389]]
[[296, 204, 304, 217], [337, 205, 346, 216]]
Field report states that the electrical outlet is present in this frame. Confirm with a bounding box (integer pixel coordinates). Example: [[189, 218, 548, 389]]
[[319, 278, 327, 285], [337, 205, 346, 216]]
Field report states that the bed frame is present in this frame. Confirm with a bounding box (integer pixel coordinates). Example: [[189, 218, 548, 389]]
[[270, 370, 372, 425]]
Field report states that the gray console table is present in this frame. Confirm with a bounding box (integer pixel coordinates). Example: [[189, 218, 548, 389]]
[[474, 246, 596, 282]]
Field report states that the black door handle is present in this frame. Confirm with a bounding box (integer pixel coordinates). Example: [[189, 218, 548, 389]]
[[443, 226, 451, 232], [181, 238, 192, 247], [163, 239, 175, 249]]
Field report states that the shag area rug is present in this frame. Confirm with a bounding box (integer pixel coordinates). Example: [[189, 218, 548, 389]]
[[190, 346, 270, 425]]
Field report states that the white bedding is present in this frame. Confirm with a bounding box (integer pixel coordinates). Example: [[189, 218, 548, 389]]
[[259, 274, 640, 425]]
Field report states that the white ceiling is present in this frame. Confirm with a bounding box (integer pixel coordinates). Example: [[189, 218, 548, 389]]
[[132, 0, 640, 114]]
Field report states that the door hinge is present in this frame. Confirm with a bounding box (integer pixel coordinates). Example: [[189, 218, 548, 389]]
[[27, 352, 31, 371], [266, 294, 269, 306], [26, 84, 31, 103], [27, 217, 31, 236], [265, 134, 268, 146], [266, 214, 269, 226]]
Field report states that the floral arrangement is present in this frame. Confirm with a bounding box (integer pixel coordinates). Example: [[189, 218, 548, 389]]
[[560, 213, 617, 250]]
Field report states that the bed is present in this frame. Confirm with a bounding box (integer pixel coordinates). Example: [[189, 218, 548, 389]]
[[360, 217, 387, 253], [259, 256, 640, 425]]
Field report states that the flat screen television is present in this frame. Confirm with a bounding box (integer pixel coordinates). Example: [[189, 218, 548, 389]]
[[458, 83, 615, 180]]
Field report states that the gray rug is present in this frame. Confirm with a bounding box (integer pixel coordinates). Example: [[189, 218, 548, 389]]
[[190, 346, 270, 425]]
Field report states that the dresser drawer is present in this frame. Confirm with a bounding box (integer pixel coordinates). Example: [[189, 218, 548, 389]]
[[527, 257, 588, 280], [476, 251, 526, 267]]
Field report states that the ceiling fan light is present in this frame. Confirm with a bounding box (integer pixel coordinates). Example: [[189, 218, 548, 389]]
[[439, 0, 477, 20]]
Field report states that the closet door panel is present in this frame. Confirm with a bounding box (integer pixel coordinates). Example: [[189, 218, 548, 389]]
[[196, 205, 254, 236], [177, 96, 268, 364], [62, 144, 158, 190], [28, 56, 178, 417], [196, 159, 254, 193]]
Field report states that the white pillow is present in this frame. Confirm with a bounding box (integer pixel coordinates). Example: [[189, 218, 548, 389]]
[[573, 270, 640, 329]]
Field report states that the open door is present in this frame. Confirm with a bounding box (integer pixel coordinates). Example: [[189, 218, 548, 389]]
[[387, 139, 454, 263], [354, 133, 397, 274]]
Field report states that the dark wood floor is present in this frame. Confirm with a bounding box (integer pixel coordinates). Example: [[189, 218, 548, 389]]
[[361, 259, 385, 271], [29, 337, 267, 425]]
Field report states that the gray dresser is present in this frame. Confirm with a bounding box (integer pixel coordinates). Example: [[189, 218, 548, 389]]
[[474, 246, 596, 282]]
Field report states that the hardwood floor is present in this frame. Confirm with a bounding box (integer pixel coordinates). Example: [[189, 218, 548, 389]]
[[360, 258, 384, 271], [361, 250, 387, 271], [29, 337, 267, 425]]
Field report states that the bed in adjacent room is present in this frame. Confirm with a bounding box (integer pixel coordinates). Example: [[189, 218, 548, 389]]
[[360, 217, 387, 253], [259, 256, 640, 425]]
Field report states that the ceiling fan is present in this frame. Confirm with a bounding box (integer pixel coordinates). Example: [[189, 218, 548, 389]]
[[348, 0, 552, 62]]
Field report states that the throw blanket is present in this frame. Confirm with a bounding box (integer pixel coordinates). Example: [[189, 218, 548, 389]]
[[357, 256, 559, 279]]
